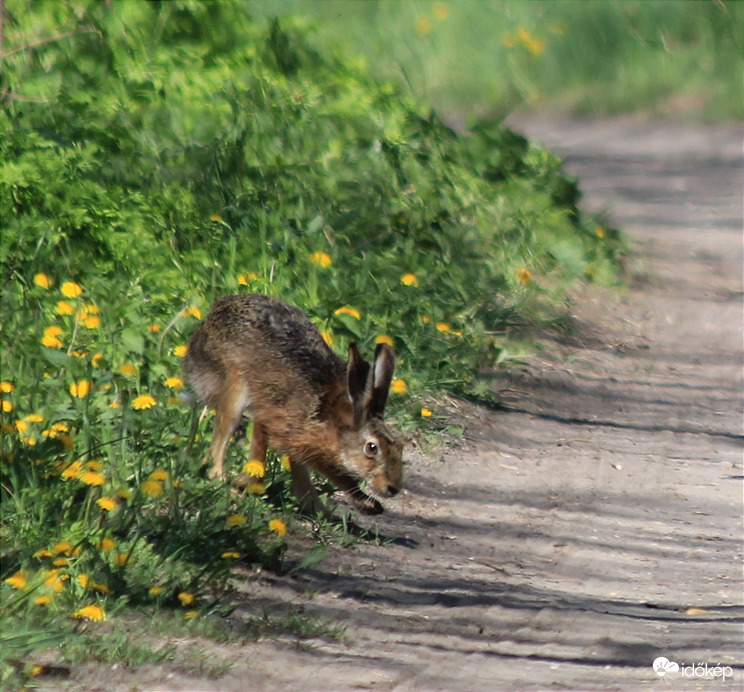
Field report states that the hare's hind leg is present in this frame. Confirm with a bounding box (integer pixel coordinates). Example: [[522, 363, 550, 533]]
[[207, 376, 251, 480]]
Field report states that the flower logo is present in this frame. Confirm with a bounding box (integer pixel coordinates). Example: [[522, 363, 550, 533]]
[[653, 657, 679, 678]]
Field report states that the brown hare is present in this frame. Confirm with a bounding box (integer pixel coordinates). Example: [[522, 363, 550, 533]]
[[183, 294, 403, 516]]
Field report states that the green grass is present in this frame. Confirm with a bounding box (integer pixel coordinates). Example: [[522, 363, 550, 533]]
[[1, 0, 624, 680], [253, 0, 743, 120]]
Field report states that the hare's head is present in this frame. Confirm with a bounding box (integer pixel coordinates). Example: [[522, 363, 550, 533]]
[[339, 343, 403, 500]]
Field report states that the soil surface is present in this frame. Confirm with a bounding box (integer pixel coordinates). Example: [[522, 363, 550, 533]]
[[49, 117, 743, 691]]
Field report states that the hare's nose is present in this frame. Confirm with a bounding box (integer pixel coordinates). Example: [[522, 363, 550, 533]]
[[387, 484, 400, 497]]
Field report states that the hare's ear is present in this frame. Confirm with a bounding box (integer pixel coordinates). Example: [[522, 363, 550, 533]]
[[347, 343, 371, 425], [367, 343, 395, 419]]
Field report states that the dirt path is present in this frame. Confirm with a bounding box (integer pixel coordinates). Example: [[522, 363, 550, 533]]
[[71, 118, 742, 691]]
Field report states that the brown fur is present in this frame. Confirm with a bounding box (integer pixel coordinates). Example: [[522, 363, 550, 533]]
[[183, 294, 403, 515]]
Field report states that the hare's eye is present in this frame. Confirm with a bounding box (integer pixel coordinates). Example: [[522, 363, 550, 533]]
[[363, 441, 379, 458]]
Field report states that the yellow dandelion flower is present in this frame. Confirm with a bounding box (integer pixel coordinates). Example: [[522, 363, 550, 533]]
[[72, 604, 105, 621], [119, 363, 137, 376], [60, 281, 83, 298], [173, 345, 188, 358], [435, 322, 451, 333], [14, 419, 28, 434], [21, 436, 37, 446], [132, 394, 157, 410], [115, 488, 132, 501], [4, 570, 28, 590], [334, 306, 362, 319], [516, 27, 545, 56], [148, 585, 163, 596], [108, 400, 121, 409], [164, 376, 184, 389], [113, 553, 129, 567], [53, 557, 69, 567], [140, 479, 163, 497], [92, 581, 109, 594], [210, 214, 224, 222], [247, 482, 266, 495], [391, 379, 407, 394], [309, 251, 332, 268], [185, 306, 202, 319], [61, 461, 84, 480], [400, 273, 420, 287], [77, 574, 90, 588], [516, 267, 532, 285], [375, 334, 394, 346], [55, 300, 74, 315], [237, 272, 259, 285], [24, 413, 44, 423], [51, 540, 73, 555], [269, 518, 287, 538], [226, 514, 246, 527], [97, 497, 116, 511], [149, 468, 168, 481], [42, 325, 64, 348], [33, 548, 53, 558], [415, 17, 432, 34], [243, 459, 266, 478], [280, 455, 291, 470], [184, 609, 198, 619], [1, 399, 13, 413], [421, 407, 433, 417], [0, 381, 13, 393], [91, 352, 104, 367], [34, 594, 53, 606], [147, 323, 162, 334], [320, 330, 334, 347], [178, 591, 195, 606], [221, 551, 241, 559], [82, 314, 100, 329], [33, 273, 53, 289], [69, 380, 90, 398], [57, 434, 74, 451], [434, 2, 449, 20], [43, 570, 66, 591], [80, 471, 105, 486], [98, 537, 116, 552], [86, 459, 102, 470]]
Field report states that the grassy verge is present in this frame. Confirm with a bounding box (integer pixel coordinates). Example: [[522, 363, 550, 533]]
[[1, 1, 624, 685], [254, 0, 743, 120]]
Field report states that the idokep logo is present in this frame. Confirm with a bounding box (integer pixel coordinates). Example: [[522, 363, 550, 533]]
[[653, 657, 679, 679], [653, 657, 734, 683]]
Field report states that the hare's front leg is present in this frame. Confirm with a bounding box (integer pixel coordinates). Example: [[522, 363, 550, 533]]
[[247, 422, 268, 477], [290, 462, 333, 519]]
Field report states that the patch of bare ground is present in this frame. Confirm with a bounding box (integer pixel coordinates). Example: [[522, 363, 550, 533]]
[[40, 117, 743, 692]]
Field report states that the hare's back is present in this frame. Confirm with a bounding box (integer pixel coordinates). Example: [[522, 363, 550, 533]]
[[201, 294, 342, 385]]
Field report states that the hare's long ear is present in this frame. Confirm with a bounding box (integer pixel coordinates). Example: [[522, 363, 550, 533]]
[[366, 343, 395, 419], [347, 343, 371, 426]]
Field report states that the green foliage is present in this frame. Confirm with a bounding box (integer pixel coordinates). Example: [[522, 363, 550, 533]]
[[0, 0, 622, 673], [258, 0, 744, 119]]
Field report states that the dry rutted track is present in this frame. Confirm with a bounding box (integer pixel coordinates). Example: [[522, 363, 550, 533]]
[[71, 119, 743, 691]]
